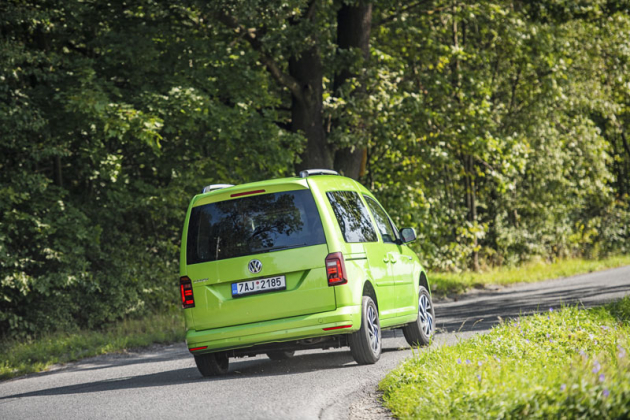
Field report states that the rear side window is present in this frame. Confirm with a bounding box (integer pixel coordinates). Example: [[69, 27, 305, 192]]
[[326, 191, 377, 243], [364, 196, 397, 244], [187, 190, 326, 264]]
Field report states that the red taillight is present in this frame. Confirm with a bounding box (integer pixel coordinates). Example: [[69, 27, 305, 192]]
[[180, 276, 195, 309], [230, 189, 266, 198], [189, 346, 208, 352], [325, 252, 347, 286]]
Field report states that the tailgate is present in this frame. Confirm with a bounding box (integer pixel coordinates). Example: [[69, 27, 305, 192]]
[[186, 244, 334, 331]]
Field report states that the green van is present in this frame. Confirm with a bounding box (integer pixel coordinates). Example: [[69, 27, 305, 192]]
[[179, 169, 435, 376]]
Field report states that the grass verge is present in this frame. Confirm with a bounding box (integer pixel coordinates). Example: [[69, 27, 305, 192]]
[[430, 254, 630, 297], [0, 310, 184, 381], [380, 297, 630, 418]]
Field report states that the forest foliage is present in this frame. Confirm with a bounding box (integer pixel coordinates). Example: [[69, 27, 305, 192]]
[[1, 0, 629, 338]]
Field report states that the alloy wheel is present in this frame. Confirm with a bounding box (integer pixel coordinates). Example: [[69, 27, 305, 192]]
[[418, 294, 434, 336], [367, 305, 380, 353]]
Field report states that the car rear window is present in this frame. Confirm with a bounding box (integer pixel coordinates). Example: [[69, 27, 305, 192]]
[[187, 190, 326, 264], [326, 191, 377, 243]]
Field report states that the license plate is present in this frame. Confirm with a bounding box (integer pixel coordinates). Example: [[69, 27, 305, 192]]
[[231, 276, 286, 297]]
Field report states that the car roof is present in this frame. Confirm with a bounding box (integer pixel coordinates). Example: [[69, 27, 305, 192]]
[[191, 173, 373, 208]]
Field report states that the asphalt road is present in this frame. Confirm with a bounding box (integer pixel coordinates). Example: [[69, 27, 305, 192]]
[[1, 266, 629, 420]]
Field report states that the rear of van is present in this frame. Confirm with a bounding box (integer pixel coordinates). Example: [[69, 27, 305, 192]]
[[179, 177, 359, 355]]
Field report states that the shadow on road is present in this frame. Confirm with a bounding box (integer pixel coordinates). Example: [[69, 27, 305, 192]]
[[18, 345, 191, 380], [437, 282, 630, 333], [1, 331, 415, 402], [1, 349, 373, 400]]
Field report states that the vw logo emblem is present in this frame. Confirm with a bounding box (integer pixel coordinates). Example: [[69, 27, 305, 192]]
[[248, 259, 262, 274]]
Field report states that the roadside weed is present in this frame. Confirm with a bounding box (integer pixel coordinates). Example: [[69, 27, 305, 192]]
[[380, 297, 630, 418], [0, 310, 184, 380]]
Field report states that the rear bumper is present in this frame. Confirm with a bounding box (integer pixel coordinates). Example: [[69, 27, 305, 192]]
[[186, 304, 362, 353]]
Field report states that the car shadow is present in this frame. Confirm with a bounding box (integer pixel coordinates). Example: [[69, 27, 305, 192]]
[[0, 349, 380, 400]]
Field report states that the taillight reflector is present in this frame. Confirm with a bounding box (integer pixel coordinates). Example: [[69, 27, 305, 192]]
[[180, 276, 195, 309], [189, 346, 208, 352], [325, 252, 347, 286], [230, 189, 266, 198], [323, 325, 352, 331]]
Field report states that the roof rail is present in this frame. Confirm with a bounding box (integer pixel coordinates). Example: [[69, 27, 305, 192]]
[[299, 169, 339, 178], [202, 184, 235, 194]]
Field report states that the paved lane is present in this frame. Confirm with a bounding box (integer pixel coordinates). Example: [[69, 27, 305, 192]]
[[1, 266, 628, 419]]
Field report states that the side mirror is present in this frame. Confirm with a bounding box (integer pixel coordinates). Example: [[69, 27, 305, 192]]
[[400, 227, 417, 243]]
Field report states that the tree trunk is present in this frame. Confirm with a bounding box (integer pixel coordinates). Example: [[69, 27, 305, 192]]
[[618, 132, 630, 197], [621, 131, 630, 160], [610, 133, 625, 197], [468, 155, 479, 272], [332, 1, 372, 179], [53, 155, 63, 188], [216, 3, 372, 179], [291, 47, 333, 172], [452, 7, 478, 271]]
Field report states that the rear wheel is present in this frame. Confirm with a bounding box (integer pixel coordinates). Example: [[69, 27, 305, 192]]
[[194, 351, 229, 377], [349, 296, 381, 365], [402, 286, 435, 347], [266, 350, 295, 360]]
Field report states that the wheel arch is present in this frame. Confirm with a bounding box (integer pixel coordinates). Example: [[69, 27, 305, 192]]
[[362, 279, 379, 311], [420, 271, 431, 297]]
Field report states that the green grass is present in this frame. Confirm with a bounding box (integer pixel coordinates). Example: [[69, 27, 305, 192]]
[[0, 310, 184, 381], [380, 297, 630, 418], [430, 255, 630, 297]]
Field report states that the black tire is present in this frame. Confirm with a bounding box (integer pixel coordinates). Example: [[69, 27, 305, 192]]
[[402, 286, 435, 347], [266, 350, 295, 360], [349, 296, 381, 365], [194, 351, 229, 377]]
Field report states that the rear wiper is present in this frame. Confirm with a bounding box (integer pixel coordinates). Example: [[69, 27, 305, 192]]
[[260, 243, 309, 253]]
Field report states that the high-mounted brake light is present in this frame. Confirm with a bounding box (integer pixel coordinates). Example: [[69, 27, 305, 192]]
[[325, 252, 347, 286], [230, 189, 266, 198], [180, 276, 195, 309]]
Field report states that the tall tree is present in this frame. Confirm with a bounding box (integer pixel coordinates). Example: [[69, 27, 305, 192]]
[[209, 0, 373, 178]]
